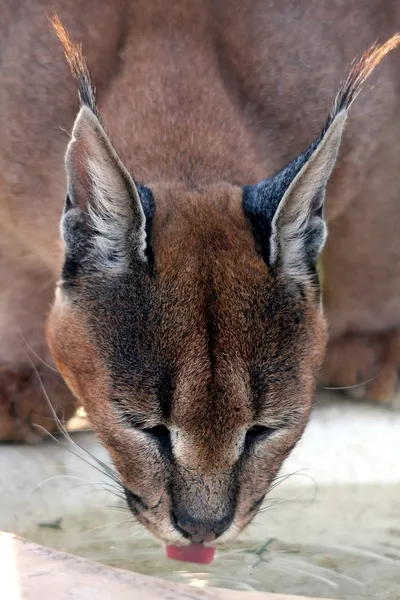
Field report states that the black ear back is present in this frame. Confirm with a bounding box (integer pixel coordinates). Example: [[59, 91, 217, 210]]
[[243, 113, 345, 284], [242, 138, 317, 265], [243, 36, 400, 284]]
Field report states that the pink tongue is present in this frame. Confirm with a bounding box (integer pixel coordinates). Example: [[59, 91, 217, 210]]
[[166, 544, 215, 564]]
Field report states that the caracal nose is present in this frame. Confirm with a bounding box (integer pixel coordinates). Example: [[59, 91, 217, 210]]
[[172, 512, 232, 543]]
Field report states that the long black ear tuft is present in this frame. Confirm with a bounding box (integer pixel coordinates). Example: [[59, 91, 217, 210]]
[[51, 14, 99, 119], [330, 35, 400, 120], [243, 35, 400, 285], [52, 15, 154, 276]]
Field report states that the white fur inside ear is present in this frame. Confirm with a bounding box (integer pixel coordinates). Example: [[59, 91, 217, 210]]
[[86, 157, 146, 268], [270, 111, 347, 284], [65, 107, 146, 272]]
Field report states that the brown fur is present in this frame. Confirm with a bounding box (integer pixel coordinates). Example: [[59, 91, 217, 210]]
[[0, 0, 399, 544]]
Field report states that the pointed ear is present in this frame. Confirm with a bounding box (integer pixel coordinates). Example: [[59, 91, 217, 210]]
[[243, 35, 400, 285], [51, 15, 148, 273], [242, 113, 345, 284], [269, 111, 345, 280], [62, 106, 147, 271]]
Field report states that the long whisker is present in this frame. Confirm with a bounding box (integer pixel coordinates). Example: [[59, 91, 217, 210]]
[[20, 329, 59, 373], [322, 370, 383, 391], [67, 482, 126, 498], [269, 469, 319, 495], [31, 463, 127, 505], [89, 504, 130, 514], [32, 474, 91, 492], [255, 470, 319, 518], [34, 422, 121, 491], [81, 519, 134, 536], [23, 357, 132, 536], [72, 487, 126, 502], [25, 356, 120, 484]]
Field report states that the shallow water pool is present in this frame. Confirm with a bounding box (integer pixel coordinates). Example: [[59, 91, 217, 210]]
[[21, 483, 400, 599], [1, 396, 400, 599]]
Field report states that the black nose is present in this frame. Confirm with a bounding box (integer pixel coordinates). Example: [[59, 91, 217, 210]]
[[172, 512, 232, 543]]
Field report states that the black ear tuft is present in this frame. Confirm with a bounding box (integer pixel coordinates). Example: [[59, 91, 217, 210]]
[[51, 14, 99, 119], [330, 34, 400, 119], [53, 15, 157, 278], [243, 35, 400, 284]]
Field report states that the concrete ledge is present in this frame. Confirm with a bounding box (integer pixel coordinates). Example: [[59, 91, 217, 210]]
[[0, 533, 329, 600]]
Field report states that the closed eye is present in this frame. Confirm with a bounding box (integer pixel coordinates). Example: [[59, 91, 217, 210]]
[[244, 425, 276, 451], [141, 424, 171, 454], [124, 488, 148, 512], [114, 397, 173, 455]]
